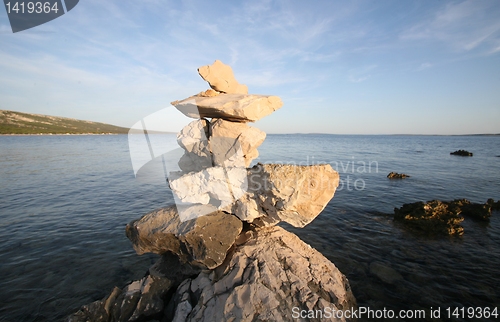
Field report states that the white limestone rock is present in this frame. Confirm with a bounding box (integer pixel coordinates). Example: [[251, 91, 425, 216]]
[[198, 60, 248, 95], [168, 167, 248, 210], [171, 93, 283, 123], [210, 118, 266, 168], [237, 163, 340, 228]]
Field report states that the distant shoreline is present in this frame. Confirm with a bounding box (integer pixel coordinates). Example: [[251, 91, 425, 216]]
[[0, 133, 125, 136]]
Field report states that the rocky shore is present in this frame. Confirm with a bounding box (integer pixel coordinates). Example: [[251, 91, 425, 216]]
[[67, 61, 356, 321]]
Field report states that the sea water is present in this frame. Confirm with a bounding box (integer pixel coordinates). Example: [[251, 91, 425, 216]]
[[0, 134, 499, 321]]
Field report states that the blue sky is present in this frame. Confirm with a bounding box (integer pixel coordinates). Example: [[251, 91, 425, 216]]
[[1, 0, 499, 134]]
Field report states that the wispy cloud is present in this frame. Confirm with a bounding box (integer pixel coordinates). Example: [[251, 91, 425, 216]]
[[417, 62, 433, 71], [348, 65, 377, 83], [400, 0, 500, 54]]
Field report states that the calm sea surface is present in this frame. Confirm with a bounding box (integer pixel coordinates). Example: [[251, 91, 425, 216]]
[[1, 134, 499, 321]]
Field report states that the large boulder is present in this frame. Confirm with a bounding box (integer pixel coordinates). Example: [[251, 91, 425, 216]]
[[198, 60, 248, 94], [171, 93, 283, 123], [125, 205, 242, 269], [234, 163, 340, 227], [164, 226, 357, 322]]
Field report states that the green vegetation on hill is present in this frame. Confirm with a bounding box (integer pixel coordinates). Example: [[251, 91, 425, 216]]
[[0, 110, 129, 134]]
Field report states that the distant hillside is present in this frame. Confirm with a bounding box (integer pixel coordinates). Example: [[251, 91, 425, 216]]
[[0, 110, 129, 134]]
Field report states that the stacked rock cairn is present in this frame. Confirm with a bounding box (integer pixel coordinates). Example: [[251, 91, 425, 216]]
[[67, 60, 356, 322]]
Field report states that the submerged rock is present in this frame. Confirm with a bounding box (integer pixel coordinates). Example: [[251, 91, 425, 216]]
[[369, 261, 404, 284], [452, 199, 492, 221], [164, 226, 357, 322], [450, 150, 473, 156], [487, 198, 500, 211], [125, 205, 242, 269], [387, 172, 410, 179]]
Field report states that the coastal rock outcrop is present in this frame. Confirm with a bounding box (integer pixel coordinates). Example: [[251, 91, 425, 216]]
[[387, 172, 410, 179], [450, 150, 473, 156], [394, 199, 495, 236], [394, 200, 465, 236], [67, 275, 174, 322], [67, 60, 354, 321], [164, 226, 356, 322]]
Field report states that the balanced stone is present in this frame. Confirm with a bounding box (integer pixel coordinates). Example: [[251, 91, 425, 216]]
[[176, 118, 265, 170], [171, 93, 283, 123], [177, 119, 212, 172], [198, 60, 248, 94], [125, 205, 242, 269], [235, 163, 340, 227], [210, 118, 266, 167], [168, 167, 248, 210]]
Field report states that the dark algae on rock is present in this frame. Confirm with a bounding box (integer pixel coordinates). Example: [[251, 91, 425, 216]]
[[450, 149, 473, 156], [394, 199, 496, 236], [387, 172, 410, 179]]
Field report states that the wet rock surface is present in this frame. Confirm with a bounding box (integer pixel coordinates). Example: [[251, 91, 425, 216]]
[[387, 172, 410, 179], [450, 149, 473, 156], [394, 199, 495, 235], [394, 200, 465, 236]]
